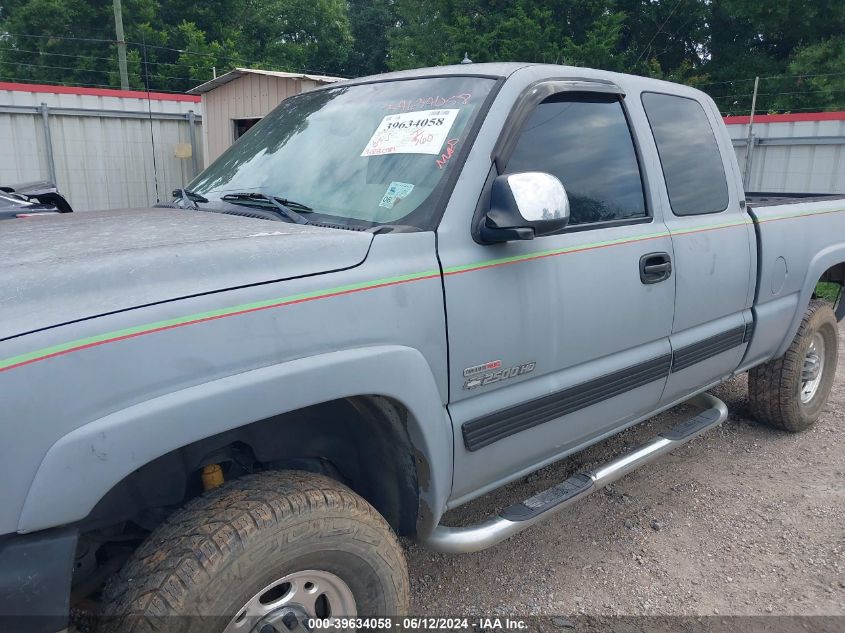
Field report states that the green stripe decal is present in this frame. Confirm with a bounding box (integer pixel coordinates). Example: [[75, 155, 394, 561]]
[[442, 227, 674, 275], [0, 269, 441, 372], [754, 205, 845, 224], [1, 206, 841, 373]]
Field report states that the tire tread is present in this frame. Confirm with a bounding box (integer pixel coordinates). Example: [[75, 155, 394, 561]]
[[99, 471, 408, 632], [748, 300, 838, 432]]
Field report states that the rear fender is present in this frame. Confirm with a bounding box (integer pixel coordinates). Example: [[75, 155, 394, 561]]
[[775, 244, 845, 357]]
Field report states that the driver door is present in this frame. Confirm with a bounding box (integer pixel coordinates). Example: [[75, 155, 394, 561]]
[[439, 88, 676, 501]]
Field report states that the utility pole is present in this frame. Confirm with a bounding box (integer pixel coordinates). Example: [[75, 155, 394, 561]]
[[113, 0, 130, 90], [742, 76, 760, 189]]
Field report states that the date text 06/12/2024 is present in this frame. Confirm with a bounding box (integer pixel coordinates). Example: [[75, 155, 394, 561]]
[[307, 617, 530, 630]]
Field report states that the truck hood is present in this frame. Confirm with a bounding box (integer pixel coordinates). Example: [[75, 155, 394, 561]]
[[1, 208, 373, 340]]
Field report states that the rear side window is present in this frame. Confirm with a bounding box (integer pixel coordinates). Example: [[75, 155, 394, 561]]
[[505, 93, 646, 226], [641, 92, 729, 215]]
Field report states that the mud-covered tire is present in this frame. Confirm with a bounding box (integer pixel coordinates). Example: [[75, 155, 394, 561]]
[[99, 470, 409, 633], [748, 300, 839, 432]]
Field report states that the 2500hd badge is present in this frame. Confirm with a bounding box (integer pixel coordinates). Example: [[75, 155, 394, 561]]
[[463, 360, 537, 390]]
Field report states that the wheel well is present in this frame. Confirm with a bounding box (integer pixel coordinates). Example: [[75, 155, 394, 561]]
[[818, 262, 845, 286], [82, 395, 421, 536], [816, 263, 845, 319]]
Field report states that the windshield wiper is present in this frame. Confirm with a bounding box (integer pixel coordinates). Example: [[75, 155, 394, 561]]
[[172, 188, 208, 209], [221, 192, 311, 225]]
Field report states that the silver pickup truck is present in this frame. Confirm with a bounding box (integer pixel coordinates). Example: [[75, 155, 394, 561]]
[[1, 63, 844, 633]]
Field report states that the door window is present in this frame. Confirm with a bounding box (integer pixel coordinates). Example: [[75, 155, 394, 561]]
[[641, 92, 729, 216], [505, 93, 647, 227]]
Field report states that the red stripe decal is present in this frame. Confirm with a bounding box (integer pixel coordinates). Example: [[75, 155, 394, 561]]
[[2, 207, 840, 373], [0, 273, 442, 373]]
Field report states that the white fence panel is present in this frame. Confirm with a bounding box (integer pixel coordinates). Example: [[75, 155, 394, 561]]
[[726, 114, 845, 194], [0, 84, 203, 211], [0, 108, 48, 184]]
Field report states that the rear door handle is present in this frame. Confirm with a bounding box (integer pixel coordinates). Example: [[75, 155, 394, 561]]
[[640, 252, 672, 284]]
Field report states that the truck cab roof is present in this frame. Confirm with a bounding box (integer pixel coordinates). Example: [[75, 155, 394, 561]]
[[335, 62, 711, 102]]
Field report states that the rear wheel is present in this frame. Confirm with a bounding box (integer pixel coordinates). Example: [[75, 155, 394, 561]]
[[748, 300, 839, 432], [99, 470, 409, 632]]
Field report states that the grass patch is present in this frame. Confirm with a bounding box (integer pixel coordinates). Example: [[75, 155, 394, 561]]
[[815, 281, 841, 302]]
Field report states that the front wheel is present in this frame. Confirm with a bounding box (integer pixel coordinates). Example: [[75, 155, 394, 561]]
[[748, 300, 839, 432], [100, 470, 409, 632]]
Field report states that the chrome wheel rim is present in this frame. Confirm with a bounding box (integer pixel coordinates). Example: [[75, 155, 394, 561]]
[[223, 569, 356, 633], [800, 332, 825, 404]]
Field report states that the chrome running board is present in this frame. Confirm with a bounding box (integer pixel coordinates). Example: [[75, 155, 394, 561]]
[[423, 392, 728, 554]]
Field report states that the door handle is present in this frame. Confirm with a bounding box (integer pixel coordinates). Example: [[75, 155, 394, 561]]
[[640, 252, 672, 284]]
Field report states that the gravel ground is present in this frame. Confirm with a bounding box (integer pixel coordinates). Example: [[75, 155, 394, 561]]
[[405, 324, 845, 617]]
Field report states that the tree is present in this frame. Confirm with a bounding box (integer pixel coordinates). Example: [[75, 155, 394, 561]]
[[0, 0, 352, 91], [387, 0, 629, 70], [0, 0, 120, 87], [387, 0, 452, 70], [1, 0, 843, 113], [772, 37, 845, 113], [345, 0, 395, 77], [706, 0, 845, 113], [237, 0, 352, 74], [614, 0, 709, 78]]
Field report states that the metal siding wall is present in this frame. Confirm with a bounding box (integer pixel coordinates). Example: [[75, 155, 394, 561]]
[[0, 110, 47, 184], [728, 118, 845, 193], [203, 82, 232, 165], [0, 87, 202, 211]]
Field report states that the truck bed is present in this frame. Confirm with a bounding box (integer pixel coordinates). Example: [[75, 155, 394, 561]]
[[746, 192, 845, 208], [742, 194, 845, 370]]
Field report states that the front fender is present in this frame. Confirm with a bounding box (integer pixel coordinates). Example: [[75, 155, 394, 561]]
[[18, 345, 452, 535]]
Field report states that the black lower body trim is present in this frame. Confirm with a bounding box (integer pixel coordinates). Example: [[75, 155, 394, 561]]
[[671, 324, 746, 372], [462, 353, 672, 451], [743, 320, 755, 343], [461, 321, 755, 451]]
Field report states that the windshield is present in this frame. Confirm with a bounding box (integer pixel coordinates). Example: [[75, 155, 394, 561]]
[[188, 76, 496, 230]]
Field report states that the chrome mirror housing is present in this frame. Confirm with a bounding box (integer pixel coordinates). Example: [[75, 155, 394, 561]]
[[479, 172, 570, 243]]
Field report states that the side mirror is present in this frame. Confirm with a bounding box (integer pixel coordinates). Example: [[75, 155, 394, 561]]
[[479, 172, 570, 243]]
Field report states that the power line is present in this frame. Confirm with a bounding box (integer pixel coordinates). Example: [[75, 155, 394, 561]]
[[1, 31, 117, 44], [128, 41, 348, 78], [2, 31, 349, 78], [0, 41, 242, 73], [713, 88, 845, 100], [0, 45, 242, 76], [632, 0, 685, 66], [0, 60, 114, 74], [0, 74, 118, 89], [759, 71, 845, 81], [2, 30, 841, 98], [696, 78, 758, 87], [17, 34, 837, 90], [0, 59, 205, 82], [0, 53, 279, 86], [721, 106, 845, 116], [0, 46, 116, 63], [141, 34, 161, 203], [699, 71, 845, 87], [0, 75, 195, 93]]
